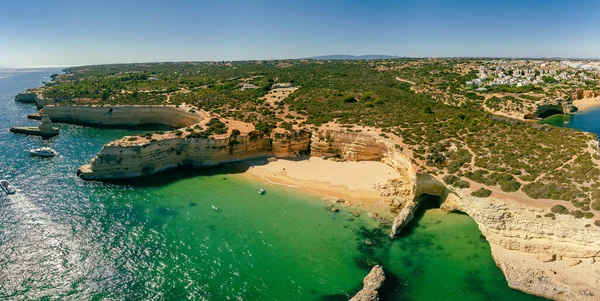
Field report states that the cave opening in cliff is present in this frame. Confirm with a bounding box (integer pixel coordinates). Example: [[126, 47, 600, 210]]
[[417, 194, 443, 211], [537, 108, 564, 119], [398, 194, 443, 237]]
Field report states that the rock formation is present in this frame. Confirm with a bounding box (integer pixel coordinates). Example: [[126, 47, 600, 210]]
[[78, 130, 311, 180], [532, 97, 575, 119], [9, 114, 59, 138], [310, 128, 600, 300], [74, 122, 600, 300], [571, 89, 600, 100], [40, 105, 202, 128], [350, 265, 385, 301], [14, 91, 40, 103]]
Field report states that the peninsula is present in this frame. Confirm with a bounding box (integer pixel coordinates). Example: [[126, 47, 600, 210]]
[[15, 59, 600, 300]]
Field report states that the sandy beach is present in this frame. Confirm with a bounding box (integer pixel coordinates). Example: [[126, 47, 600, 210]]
[[574, 97, 600, 111], [242, 157, 402, 215]]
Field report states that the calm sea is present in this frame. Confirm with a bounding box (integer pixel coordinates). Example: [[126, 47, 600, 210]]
[[0, 69, 543, 300]]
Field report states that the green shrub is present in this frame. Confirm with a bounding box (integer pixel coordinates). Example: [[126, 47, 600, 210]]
[[551, 205, 569, 215], [571, 210, 584, 219], [500, 180, 521, 192], [443, 175, 470, 189], [471, 188, 492, 198]]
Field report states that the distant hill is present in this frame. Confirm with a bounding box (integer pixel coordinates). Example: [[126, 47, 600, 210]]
[[305, 54, 402, 60]]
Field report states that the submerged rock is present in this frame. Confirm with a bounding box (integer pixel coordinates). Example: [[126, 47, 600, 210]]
[[349, 265, 385, 301]]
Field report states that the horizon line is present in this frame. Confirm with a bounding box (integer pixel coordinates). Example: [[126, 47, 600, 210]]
[[3, 55, 600, 69]]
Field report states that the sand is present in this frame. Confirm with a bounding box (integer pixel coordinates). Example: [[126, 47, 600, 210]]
[[574, 97, 600, 111], [242, 157, 401, 215]]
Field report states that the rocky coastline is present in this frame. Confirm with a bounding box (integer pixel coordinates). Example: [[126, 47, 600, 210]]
[[13, 90, 600, 300]]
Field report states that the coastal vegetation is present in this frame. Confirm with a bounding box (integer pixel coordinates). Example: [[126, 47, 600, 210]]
[[42, 59, 600, 220]]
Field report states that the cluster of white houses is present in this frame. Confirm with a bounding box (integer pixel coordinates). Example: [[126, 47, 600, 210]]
[[466, 60, 595, 89]]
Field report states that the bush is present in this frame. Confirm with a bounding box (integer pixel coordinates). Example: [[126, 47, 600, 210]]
[[280, 122, 293, 131], [471, 188, 492, 198], [443, 175, 470, 189], [571, 210, 584, 219], [551, 204, 569, 215], [127, 137, 137, 141], [500, 180, 521, 192]]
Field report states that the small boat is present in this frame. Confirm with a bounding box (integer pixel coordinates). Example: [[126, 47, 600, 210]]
[[0, 179, 16, 195], [258, 188, 265, 195], [30, 147, 58, 157], [212, 205, 220, 211]]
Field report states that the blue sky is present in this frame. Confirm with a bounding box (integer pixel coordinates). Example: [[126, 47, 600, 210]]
[[0, 0, 599, 66]]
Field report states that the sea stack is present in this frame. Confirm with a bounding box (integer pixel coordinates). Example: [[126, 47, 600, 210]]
[[10, 114, 59, 138], [350, 265, 385, 301]]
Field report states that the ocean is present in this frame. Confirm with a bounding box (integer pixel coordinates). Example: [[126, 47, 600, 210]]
[[0, 69, 543, 300]]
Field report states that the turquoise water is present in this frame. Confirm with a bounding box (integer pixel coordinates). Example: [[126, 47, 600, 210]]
[[0, 69, 543, 300], [541, 107, 600, 135]]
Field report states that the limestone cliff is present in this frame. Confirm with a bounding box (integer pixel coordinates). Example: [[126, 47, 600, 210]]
[[76, 124, 599, 300], [441, 190, 600, 301], [531, 97, 575, 119], [14, 91, 41, 103], [41, 105, 202, 128], [571, 89, 600, 100], [78, 130, 311, 180], [309, 128, 600, 301]]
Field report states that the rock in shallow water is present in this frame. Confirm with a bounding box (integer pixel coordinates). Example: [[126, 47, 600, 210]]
[[349, 265, 385, 301]]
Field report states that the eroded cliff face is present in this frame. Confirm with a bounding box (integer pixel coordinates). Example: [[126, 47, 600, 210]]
[[308, 128, 600, 301], [78, 130, 311, 180], [41, 105, 202, 128], [531, 97, 575, 119], [14, 91, 41, 103], [441, 191, 600, 301], [77, 125, 599, 300], [572, 89, 600, 100]]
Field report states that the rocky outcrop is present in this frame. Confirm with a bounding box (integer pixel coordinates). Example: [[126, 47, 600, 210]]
[[571, 89, 600, 100], [307, 128, 600, 300], [78, 130, 311, 180], [14, 91, 41, 103], [310, 129, 386, 161], [532, 97, 575, 119], [350, 265, 385, 301], [41, 105, 202, 128], [10, 114, 59, 138], [75, 122, 599, 300], [440, 191, 600, 301]]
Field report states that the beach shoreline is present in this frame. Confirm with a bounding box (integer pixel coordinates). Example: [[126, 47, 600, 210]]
[[238, 157, 402, 218], [574, 97, 600, 112]]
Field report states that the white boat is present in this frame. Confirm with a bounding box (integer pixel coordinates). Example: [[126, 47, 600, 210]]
[[212, 205, 220, 211], [30, 147, 58, 157], [0, 179, 16, 195], [258, 188, 265, 195]]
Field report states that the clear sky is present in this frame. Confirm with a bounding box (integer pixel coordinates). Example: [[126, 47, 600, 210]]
[[1, 0, 599, 67]]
